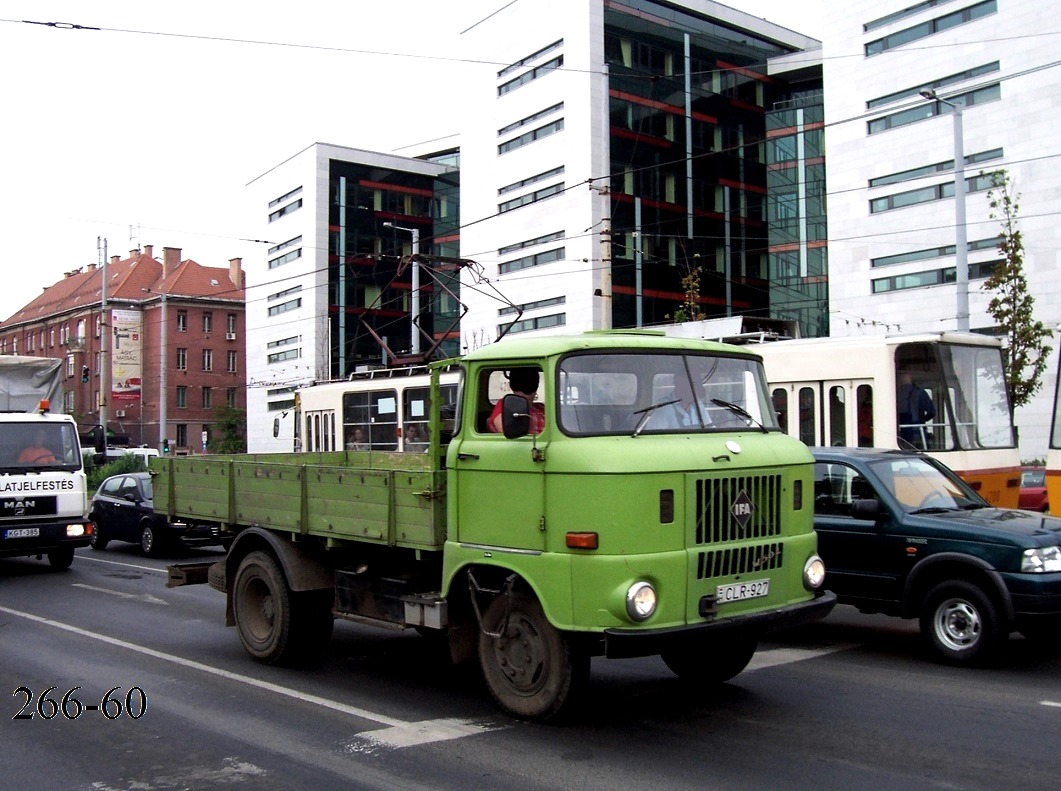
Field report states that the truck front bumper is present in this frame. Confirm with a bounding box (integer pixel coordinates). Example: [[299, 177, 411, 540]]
[[0, 520, 91, 559], [601, 590, 836, 659]]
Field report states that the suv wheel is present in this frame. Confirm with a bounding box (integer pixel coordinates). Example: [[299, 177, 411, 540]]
[[920, 581, 1001, 665]]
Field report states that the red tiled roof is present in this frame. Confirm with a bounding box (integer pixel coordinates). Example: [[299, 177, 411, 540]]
[[0, 249, 244, 328]]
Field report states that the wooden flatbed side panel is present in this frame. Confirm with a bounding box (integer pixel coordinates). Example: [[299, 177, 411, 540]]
[[230, 463, 305, 532], [169, 459, 232, 523], [305, 467, 392, 543], [393, 470, 447, 549]]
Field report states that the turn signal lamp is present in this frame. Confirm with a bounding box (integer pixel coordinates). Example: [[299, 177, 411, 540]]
[[566, 532, 598, 550]]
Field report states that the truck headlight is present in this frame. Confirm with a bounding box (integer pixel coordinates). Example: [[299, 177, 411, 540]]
[[626, 581, 657, 621], [66, 524, 87, 538], [1021, 546, 1061, 573], [803, 555, 826, 590]]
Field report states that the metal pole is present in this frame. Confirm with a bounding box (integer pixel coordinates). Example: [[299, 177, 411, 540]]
[[100, 238, 109, 449], [159, 292, 167, 453], [951, 105, 969, 331], [411, 228, 420, 355]]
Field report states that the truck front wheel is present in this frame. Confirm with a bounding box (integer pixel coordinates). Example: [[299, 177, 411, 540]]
[[661, 636, 758, 686], [920, 580, 1002, 665], [478, 590, 586, 721], [47, 546, 75, 570], [232, 550, 332, 666]]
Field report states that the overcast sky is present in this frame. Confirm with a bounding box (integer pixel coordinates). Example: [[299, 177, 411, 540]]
[[0, 0, 824, 322]]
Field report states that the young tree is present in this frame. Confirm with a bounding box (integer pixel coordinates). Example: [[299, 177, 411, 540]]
[[208, 405, 247, 454], [980, 170, 1051, 409]]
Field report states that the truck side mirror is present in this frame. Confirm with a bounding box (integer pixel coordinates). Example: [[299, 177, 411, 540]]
[[501, 394, 530, 439]]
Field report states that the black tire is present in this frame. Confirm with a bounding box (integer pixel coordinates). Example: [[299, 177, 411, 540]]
[[661, 636, 758, 685], [89, 520, 109, 551], [478, 590, 586, 721], [232, 550, 333, 665], [919, 581, 1002, 665], [47, 546, 75, 570], [140, 523, 163, 557]]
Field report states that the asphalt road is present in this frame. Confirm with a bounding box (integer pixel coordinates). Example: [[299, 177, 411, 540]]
[[1, 545, 1058, 791]]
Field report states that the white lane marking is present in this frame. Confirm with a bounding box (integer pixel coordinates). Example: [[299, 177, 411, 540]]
[[345, 718, 498, 754], [1042, 701, 1061, 708], [72, 582, 169, 606], [75, 554, 164, 574], [0, 603, 502, 744], [746, 644, 856, 671]]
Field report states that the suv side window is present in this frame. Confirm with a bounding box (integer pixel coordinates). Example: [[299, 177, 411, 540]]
[[813, 462, 877, 518]]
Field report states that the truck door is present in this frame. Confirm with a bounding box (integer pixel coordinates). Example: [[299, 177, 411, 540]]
[[450, 367, 546, 552]]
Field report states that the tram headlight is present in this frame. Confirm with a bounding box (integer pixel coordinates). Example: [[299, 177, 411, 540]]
[[1021, 546, 1061, 573], [803, 555, 826, 590], [625, 581, 657, 621]]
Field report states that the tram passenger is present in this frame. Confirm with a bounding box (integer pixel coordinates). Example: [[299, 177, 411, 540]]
[[897, 371, 935, 449]]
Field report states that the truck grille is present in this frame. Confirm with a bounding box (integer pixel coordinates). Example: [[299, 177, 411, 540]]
[[697, 542, 784, 580], [694, 474, 781, 545]]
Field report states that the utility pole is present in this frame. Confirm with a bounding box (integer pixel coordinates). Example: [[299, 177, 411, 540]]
[[98, 237, 109, 451]]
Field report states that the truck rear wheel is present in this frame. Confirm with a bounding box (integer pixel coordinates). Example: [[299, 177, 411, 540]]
[[661, 636, 758, 685], [478, 590, 585, 721], [47, 546, 75, 570], [232, 550, 333, 665], [920, 580, 1002, 665]]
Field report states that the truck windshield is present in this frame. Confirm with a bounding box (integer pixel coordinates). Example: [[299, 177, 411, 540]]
[[557, 351, 779, 436], [0, 421, 83, 471]]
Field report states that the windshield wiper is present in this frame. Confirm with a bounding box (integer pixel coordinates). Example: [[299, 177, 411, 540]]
[[909, 506, 958, 515], [711, 398, 769, 433], [631, 399, 679, 437]]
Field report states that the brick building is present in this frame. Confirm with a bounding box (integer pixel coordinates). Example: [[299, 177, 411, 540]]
[[0, 245, 245, 454]]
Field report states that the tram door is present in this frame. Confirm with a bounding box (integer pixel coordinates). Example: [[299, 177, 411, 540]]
[[772, 380, 874, 448]]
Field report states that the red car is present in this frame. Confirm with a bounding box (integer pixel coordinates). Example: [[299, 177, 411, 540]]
[[1019, 467, 1048, 512]]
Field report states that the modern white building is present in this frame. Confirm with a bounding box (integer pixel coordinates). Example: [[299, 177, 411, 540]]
[[817, 0, 1061, 457]]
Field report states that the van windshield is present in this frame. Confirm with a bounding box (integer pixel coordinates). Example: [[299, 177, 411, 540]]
[[0, 421, 83, 471], [557, 351, 779, 436]]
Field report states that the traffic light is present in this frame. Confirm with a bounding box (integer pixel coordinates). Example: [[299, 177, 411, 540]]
[[162, 439, 170, 454], [81, 365, 90, 383]]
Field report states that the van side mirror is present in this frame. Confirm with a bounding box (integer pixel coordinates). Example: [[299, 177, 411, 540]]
[[501, 394, 530, 439]]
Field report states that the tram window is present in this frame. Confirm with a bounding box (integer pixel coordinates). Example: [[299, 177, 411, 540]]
[[857, 385, 874, 447], [828, 386, 847, 447], [772, 388, 788, 433], [798, 387, 816, 446], [343, 389, 398, 450]]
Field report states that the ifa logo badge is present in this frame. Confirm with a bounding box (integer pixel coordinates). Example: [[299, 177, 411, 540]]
[[731, 490, 755, 529]]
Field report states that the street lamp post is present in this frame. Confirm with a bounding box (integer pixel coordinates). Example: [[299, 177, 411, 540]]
[[921, 89, 969, 331], [383, 222, 421, 355], [143, 289, 167, 453]]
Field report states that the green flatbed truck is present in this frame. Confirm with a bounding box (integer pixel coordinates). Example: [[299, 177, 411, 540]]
[[161, 332, 835, 720]]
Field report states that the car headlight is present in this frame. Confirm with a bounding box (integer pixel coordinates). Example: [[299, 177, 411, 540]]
[[1021, 546, 1061, 573], [625, 581, 657, 621], [803, 555, 826, 590]]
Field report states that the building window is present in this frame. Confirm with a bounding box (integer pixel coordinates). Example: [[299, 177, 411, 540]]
[[497, 39, 563, 78], [227, 350, 238, 373], [227, 387, 238, 408], [499, 247, 565, 275], [202, 312, 213, 333], [66, 355, 74, 377], [176, 348, 187, 371], [269, 186, 302, 208], [268, 198, 303, 223], [866, 62, 999, 110], [176, 386, 187, 408], [202, 387, 213, 409], [267, 235, 302, 255], [50, 328, 55, 347], [499, 166, 565, 196], [498, 103, 564, 137], [176, 424, 187, 447], [869, 148, 1003, 187], [498, 120, 564, 155], [94, 317, 101, 338], [177, 310, 187, 332], [499, 231, 565, 256], [498, 182, 564, 214], [865, 1, 996, 55], [267, 348, 301, 364], [865, 0, 949, 32], [202, 349, 213, 372], [268, 286, 301, 303], [872, 259, 1000, 293], [869, 172, 995, 213], [871, 237, 1001, 267], [227, 314, 237, 334], [867, 83, 1000, 134], [267, 335, 300, 348], [499, 296, 566, 317], [497, 55, 563, 96], [267, 298, 302, 317], [268, 248, 302, 270], [500, 312, 566, 335]]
